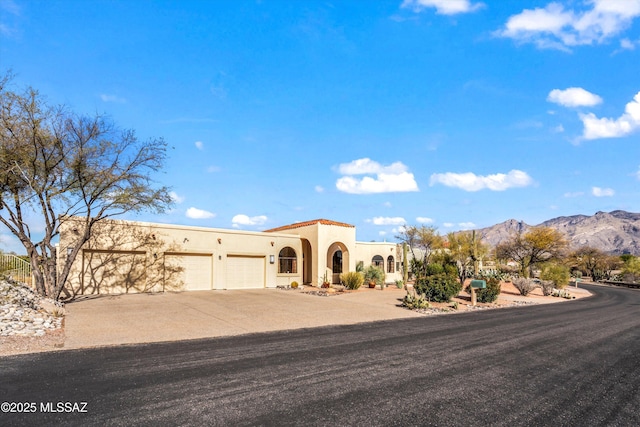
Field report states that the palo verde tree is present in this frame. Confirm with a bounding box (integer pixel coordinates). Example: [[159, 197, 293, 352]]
[[396, 225, 443, 278], [495, 226, 568, 278], [0, 74, 173, 300]]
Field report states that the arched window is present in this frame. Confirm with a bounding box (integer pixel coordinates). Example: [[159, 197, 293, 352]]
[[278, 247, 297, 273], [372, 255, 384, 268], [387, 256, 395, 273]]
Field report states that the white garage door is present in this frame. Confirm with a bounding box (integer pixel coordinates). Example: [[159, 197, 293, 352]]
[[164, 253, 213, 291], [225, 255, 265, 289]]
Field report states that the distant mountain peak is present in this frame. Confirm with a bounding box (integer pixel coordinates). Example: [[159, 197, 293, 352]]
[[476, 210, 640, 255]]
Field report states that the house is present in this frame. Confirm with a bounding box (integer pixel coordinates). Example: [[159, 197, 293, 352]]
[[59, 218, 404, 296]]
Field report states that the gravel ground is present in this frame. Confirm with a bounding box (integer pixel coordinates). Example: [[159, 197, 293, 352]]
[[0, 326, 65, 356]]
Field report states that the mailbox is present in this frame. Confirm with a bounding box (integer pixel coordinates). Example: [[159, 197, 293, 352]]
[[470, 279, 486, 289]]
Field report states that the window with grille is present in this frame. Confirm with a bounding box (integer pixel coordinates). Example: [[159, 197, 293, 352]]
[[278, 247, 297, 273]]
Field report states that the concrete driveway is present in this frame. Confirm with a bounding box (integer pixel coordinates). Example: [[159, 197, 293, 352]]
[[63, 284, 592, 350], [64, 287, 423, 349]]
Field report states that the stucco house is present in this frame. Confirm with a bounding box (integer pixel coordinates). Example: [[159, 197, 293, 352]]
[[59, 218, 404, 296]]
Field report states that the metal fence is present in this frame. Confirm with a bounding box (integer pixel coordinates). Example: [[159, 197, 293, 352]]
[[0, 253, 32, 285]]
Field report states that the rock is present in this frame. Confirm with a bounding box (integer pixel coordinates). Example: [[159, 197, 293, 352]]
[[0, 279, 64, 338]]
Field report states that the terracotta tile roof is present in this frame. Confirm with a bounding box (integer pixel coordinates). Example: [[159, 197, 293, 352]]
[[264, 219, 355, 233]]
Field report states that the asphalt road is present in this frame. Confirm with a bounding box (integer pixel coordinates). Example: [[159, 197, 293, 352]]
[[1, 284, 639, 426]]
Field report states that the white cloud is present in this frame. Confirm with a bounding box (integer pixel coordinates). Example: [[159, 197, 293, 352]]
[[335, 158, 419, 194], [579, 91, 640, 140], [232, 214, 268, 227], [379, 231, 387, 236], [195, 141, 204, 150], [169, 191, 184, 204], [443, 222, 454, 228], [620, 38, 636, 50], [592, 186, 615, 197], [207, 165, 220, 173], [367, 216, 406, 226], [458, 222, 476, 229], [416, 216, 434, 224], [497, 0, 640, 50], [392, 226, 407, 234], [0, 231, 25, 254], [100, 94, 127, 103], [635, 166, 640, 180], [185, 207, 216, 219], [429, 169, 533, 192], [401, 0, 484, 15], [552, 124, 565, 133], [547, 87, 603, 107], [315, 185, 325, 193]]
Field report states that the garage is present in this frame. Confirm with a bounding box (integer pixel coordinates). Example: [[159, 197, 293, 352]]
[[225, 255, 265, 289], [164, 253, 213, 291]]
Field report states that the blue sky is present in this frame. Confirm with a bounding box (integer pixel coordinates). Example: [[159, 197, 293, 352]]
[[1, 0, 640, 252]]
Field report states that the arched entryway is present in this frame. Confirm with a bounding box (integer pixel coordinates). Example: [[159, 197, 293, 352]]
[[301, 238, 313, 285], [327, 242, 349, 284]]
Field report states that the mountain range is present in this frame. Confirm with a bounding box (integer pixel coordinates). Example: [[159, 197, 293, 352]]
[[475, 210, 640, 255]]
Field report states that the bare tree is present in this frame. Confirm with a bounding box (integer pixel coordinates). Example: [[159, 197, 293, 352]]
[[0, 74, 172, 300]]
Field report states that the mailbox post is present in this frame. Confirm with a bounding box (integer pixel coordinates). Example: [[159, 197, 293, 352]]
[[469, 279, 486, 306]]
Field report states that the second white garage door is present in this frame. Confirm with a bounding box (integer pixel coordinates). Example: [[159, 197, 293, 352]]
[[164, 253, 213, 291], [225, 255, 265, 289]]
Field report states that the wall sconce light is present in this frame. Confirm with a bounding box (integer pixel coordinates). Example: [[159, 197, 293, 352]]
[[66, 247, 73, 257], [153, 253, 158, 259], [270, 241, 274, 247], [269, 255, 275, 264], [151, 233, 156, 240], [183, 238, 189, 243], [217, 238, 222, 244]]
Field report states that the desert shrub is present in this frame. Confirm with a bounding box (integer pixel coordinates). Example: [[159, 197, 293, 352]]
[[340, 271, 363, 290], [540, 262, 570, 289], [395, 279, 404, 289], [414, 273, 461, 302], [539, 279, 554, 296], [402, 293, 430, 309], [356, 261, 364, 273], [512, 277, 538, 296], [363, 265, 385, 287]]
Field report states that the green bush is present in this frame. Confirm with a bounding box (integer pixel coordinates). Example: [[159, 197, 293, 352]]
[[465, 273, 502, 303], [340, 271, 364, 290], [540, 262, 570, 289], [476, 276, 501, 303], [414, 273, 461, 302], [363, 265, 385, 287]]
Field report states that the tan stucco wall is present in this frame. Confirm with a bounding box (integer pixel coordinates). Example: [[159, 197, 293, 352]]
[[354, 242, 404, 283], [271, 223, 357, 285], [59, 217, 407, 294], [60, 217, 302, 295]]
